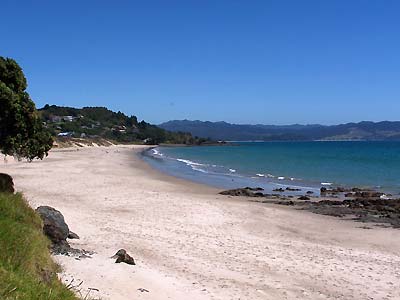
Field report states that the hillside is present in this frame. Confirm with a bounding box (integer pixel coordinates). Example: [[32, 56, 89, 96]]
[[159, 120, 400, 141], [39, 105, 209, 145], [0, 192, 78, 300]]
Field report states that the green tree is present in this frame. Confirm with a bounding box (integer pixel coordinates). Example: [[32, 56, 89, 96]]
[[0, 57, 53, 160]]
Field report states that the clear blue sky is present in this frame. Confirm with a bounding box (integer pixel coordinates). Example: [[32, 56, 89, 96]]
[[1, 1, 399, 125]]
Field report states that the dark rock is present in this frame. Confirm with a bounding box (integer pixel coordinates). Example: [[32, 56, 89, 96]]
[[286, 187, 301, 191], [277, 200, 294, 206], [320, 187, 327, 193], [51, 240, 72, 255], [112, 249, 135, 265], [353, 191, 383, 198], [344, 192, 353, 197], [298, 196, 310, 200], [306, 191, 314, 194], [36, 206, 69, 244], [294, 196, 400, 228], [244, 187, 263, 191], [273, 188, 285, 192], [317, 200, 344, 206], [219, 188, 264, 197], [68, 231, 80, 239], [35, 206, 84, 254], [0, 173, 14, 193]]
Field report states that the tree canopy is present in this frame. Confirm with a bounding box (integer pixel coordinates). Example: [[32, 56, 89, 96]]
[[0, 57, 53, 160]]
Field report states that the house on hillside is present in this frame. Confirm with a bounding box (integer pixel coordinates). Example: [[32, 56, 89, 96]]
[[112, 125, 127, 133], [62, 116, 74, 122], [57, 132, 73, 137], [49, 115, 76, 122]]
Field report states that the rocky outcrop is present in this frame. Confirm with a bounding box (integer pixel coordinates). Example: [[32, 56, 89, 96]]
[[320, 187, 350, 195], [36, 206, 69, 244], [112, 249, 136, 265], [219, 188, 264, 197], [286, 187, 301, 191], [244, 187, 264, 191], [68, 231, 80, 239], [36, 206, 79, 254], [277, 196, 400, 228], [0, 173, 14, 193]]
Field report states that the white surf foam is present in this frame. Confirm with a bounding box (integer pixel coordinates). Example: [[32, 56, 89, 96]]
[[176, 158, 206, 167], [152, 149, 164, 157]]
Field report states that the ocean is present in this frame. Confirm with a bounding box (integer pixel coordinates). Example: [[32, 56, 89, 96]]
[[141, 141, 400, 196]]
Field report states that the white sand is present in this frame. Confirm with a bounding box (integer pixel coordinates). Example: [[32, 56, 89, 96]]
[[2, 146, 400, 300]]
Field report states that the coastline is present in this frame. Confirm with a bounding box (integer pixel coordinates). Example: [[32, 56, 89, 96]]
[[2, 146, 400, 299], [143, 142, 400, 197]]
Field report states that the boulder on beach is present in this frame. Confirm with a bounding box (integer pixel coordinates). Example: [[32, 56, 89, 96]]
[[112, 249, 136, 265], [298, 195, 310, 200], [68, 231, 80, 239], [36, 206, 80, 254], [36, 206, 70, 244], [0, 173, 14, 193]]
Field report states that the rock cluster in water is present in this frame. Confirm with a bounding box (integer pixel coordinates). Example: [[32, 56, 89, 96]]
[[220, 186, 400, 228]]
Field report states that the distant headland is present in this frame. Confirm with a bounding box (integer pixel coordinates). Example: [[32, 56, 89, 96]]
[[159, 119, 400, 141]]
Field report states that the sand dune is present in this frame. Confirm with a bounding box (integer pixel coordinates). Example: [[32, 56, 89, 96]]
[[2, 146, 399, 300]]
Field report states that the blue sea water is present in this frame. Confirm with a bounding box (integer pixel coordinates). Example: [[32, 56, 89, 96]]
[[142, 141, 400, 196]]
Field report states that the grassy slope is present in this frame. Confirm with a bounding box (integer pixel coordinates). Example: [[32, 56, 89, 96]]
[[0, 193, 78, 300]]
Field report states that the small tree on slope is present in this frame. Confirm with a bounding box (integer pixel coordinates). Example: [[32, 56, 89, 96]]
[[0, 57, 53, 160]]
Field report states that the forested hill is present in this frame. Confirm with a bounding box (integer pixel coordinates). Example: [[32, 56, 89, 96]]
[[39, 105, 209, 145], [159, 120, 400, 141]]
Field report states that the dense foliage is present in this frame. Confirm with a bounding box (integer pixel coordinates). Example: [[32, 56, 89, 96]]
[[39, 105, 210, 145], [0, 192, 78, 300], [0, 57, 53, 160]]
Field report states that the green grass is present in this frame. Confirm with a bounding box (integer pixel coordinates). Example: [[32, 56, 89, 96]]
[[0, 192, 78, 300]]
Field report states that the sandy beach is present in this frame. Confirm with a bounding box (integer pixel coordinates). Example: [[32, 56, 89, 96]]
[[2, 145, 400, 300]]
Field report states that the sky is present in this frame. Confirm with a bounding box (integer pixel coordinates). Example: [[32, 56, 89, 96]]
[[1, 0, 400, 125]]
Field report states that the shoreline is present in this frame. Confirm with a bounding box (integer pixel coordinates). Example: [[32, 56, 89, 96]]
[[142, 145, 399, 198], [2, 146, 400, 299]]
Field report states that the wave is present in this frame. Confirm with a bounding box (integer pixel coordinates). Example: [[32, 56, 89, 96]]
[[175, 158, 210, 173], [192, 166, 208, 173], [151, 148, 164, 157], [256, 173, 275, 178], [151, 148, 321, 189], [176, 158, 206, 167]]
